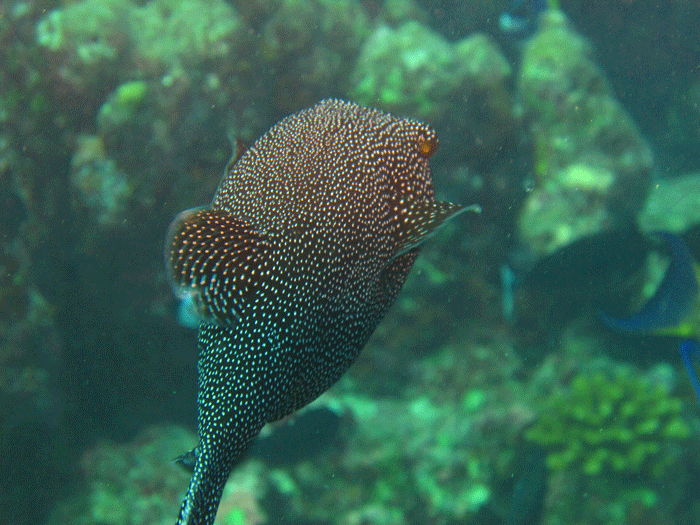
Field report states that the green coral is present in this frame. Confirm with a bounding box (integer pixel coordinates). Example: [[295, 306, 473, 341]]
[[36, 0, 131, 62], [525, 369, 690, 478]]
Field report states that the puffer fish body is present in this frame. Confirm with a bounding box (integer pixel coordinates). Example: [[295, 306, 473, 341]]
[[167, 99, 468, 525]]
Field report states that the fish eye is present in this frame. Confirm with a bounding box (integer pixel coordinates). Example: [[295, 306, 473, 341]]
[[417, 136, 437, 158]]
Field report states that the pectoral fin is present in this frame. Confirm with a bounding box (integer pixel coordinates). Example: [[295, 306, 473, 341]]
[[165, 208, 275, 326], [391, 200, 480, 261]]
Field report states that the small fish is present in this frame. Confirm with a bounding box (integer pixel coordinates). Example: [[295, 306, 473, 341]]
[[600, 231, 700, 401], [600, 232, 699, 334], [166, 99, 471, 524], [500, 263, 517, 323], [499, 0, 555, 41]]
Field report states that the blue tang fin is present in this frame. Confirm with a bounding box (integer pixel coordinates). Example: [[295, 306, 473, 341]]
[[601, 231, 700, 403], [680, 339, 700, 402], [600, 231, 700, 335]]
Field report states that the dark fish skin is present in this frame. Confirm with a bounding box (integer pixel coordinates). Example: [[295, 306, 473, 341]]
[[166, 99, 467, 524]]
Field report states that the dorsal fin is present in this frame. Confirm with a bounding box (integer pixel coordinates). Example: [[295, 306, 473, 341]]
[[165, 207, 274, 325], [225, 138, 248, 174], [391, 200, 480, 260]]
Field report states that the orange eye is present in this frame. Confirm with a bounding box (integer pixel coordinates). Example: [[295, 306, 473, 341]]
[[417, 136, 438, 158]]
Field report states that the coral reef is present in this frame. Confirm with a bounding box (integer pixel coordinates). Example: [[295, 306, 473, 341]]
[[340, 394, 493, 521], [1, 1, 698, 525], [36, 0, 261, 224], [70, 134, 134, 226], [131, 0, 248, 75], [47, 426, 193, 524], [350, 21, 466, 122], [526, 367, 689, 477], [259, 0, 370, 111], [35, 0, 131, 88], [50, 339, 527, 525], [250, 336, 532, 525]]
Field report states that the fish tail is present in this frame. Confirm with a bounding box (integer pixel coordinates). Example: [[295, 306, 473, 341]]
[[680, 339, 700, 402], [176, 453, 229, 525]]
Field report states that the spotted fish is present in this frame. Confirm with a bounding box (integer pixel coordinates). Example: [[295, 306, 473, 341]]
[[166, 99, 470, 524]]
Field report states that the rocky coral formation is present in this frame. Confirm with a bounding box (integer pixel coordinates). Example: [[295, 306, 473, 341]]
[[638, 173, 700, 233], [36, 0, 261, 226], [259, 0, 370, 112]]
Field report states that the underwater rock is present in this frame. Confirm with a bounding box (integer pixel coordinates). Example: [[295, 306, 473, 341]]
[[350, 23, 516, 166], [517, 177, 612, 257], [516, 10, 653, 258], [70, 135, 133, 227], [259, 0, 370, 112], [97, 80, 149, 134], [47, 425, 273, 525], [46, 425, 248, 525], [351, 23, 510, 123], [35, 0, 131, 89], [130, 0, 250, 76], [35, 0, 255, 128], [638, 173, 700, 234], [378, 0, 429, 27], [35, 0, 132, 123], [350, 21, 460, 122]]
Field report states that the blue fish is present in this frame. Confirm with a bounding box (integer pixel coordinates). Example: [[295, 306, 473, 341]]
[[166, 100, 471, 524], [600, 231, 700, 401]]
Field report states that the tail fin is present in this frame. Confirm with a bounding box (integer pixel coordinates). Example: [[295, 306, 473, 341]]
[[175, 450, 229, 525]]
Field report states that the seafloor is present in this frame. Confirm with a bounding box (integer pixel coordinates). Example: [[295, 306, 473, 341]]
[[2, 1, 700, 524]]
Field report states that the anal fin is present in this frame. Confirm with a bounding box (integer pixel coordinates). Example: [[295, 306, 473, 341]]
[[173, 445, 200, 473]]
